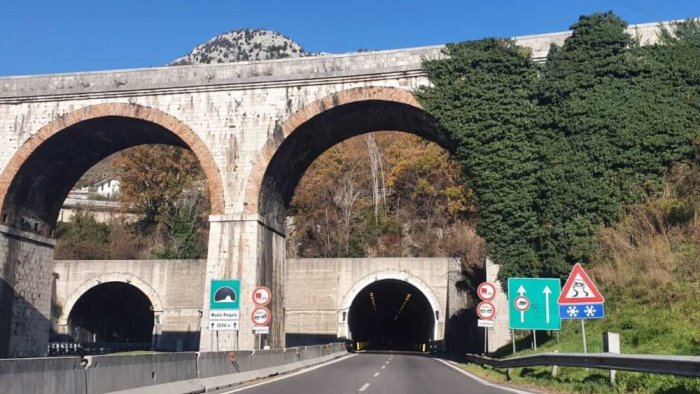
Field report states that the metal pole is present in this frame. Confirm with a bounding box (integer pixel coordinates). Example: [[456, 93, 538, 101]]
[[484, 327, 488, 354], [512, 330, 516, 355], [533, 330, 537, 350], [581, 320, 587, 353]]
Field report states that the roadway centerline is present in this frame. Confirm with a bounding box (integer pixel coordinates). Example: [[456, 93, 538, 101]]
[[358, 382, 371, 392]]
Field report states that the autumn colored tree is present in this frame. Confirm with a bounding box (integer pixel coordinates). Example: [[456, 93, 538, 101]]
[[288, 132, 478, 259], [113, 144, 210, 259]]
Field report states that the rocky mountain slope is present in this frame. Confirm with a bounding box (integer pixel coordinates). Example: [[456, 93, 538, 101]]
[[170, 29, 307, 65]]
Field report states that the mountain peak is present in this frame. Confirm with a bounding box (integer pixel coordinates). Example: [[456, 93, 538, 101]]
[[171, 28, 307, 65]]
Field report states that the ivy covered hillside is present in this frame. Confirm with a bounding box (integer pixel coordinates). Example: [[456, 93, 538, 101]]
[[419, 13, 700, 283]]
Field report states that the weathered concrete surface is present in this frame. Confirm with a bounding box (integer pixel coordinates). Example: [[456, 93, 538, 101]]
[[0, 344, 347, 394], [53, 259, 206, 351], [285, 257, 461, 342], [0, 20, 671, 356], [0, 356, 85, 394], [84, 352, 199, 394]]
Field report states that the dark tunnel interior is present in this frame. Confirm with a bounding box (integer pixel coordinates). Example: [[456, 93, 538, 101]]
[[68, 282, 154, 344], [348, 280, 434, 351]]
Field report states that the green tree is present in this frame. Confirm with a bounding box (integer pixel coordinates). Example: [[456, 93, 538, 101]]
[[54, 209, 111, 259]]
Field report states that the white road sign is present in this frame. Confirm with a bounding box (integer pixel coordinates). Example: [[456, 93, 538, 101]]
[[252, 326, 269, 334], [477, 319, 494, 328], [207, 320, 239, 331], [209, 310, 240, 321]]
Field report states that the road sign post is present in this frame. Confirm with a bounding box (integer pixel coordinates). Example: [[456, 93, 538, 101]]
[[476, 282, 498, 354], [558, 263, 605, 354]]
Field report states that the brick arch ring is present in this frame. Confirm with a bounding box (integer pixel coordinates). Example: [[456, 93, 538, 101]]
[[0, 102, 224, 217], [242, 86, 423, 215], [56, 272, 165, 328]]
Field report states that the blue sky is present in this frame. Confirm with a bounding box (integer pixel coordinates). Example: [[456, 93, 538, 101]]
[[1, 1, 699, 76]]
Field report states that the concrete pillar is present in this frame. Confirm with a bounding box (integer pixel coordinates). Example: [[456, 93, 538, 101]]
[[0, 225, 55, 358], [199, 215, 285, 352]]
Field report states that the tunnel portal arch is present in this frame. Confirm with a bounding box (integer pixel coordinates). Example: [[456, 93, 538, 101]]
[[58, 273, 164, 329], [339, 270, 441, 343]]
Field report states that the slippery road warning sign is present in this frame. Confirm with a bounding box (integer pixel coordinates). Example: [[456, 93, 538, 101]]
[[558, 263, 604, 305]]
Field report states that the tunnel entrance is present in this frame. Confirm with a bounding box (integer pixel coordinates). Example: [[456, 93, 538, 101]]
[[348, 279, 434, 351], [68, 282, 154, 346]]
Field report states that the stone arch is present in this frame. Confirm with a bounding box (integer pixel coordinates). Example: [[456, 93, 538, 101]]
[[57, 272, 164, 328], [338, 270, 441, 341], [0, 102, 224, 234], [243, 86, 450, 230]]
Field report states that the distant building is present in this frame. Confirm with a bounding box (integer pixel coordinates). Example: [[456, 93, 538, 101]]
[[94, 178, 120, 199]]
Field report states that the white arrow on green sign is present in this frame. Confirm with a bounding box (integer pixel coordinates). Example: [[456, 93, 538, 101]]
[[508, 278, 561, 330]]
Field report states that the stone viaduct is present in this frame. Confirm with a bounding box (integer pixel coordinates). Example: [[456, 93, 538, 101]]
[[0, 22, 663, 357]]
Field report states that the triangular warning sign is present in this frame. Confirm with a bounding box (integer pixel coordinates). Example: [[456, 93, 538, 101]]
[[558, 263, 604, 304]]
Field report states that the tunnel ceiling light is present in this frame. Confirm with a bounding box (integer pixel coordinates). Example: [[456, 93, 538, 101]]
[[393, 293, 412, 321], [369, 292, 377, 312]]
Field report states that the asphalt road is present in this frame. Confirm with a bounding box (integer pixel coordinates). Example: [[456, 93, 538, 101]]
[[223, 351, 529, 394]]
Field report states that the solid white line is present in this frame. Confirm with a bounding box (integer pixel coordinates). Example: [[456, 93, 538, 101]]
[[358, 382, 371, 392], [222, 354, 357, 393], [373, 372, 380, 377], [436, 359, 535, 394]]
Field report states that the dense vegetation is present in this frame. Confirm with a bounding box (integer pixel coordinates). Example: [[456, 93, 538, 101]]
[[55, 146, 210, 260], [288, 132, 479, 259], [419, 13, 700, 282]]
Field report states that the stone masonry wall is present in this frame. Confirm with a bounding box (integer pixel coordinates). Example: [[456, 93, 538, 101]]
[[0, 225, 54, 357]]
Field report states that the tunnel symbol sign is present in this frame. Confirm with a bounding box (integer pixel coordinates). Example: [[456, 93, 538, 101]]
[[476, 301, 496, 320], [210, 279, 241, 310]]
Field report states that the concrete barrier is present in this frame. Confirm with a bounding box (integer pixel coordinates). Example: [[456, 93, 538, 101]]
[[0, 356, 85, 394], [85, 352, 199, 394], [0, 343, 347, 393], [197, 344, 347, 391], [197, 350, 254, 378]]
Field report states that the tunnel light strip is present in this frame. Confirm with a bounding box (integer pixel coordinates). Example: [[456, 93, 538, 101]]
[[393, 293, 412, 321], [369, 292, 377, 312]]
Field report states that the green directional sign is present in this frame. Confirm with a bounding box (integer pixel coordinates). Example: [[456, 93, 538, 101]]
[[508, 278, 561, 330], [210, 279, 241, 310]]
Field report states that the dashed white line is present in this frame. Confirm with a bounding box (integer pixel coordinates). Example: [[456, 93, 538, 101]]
[[358, 382, 371, 392], [381, 365, 386, 369], [373, 372, 380, 377]]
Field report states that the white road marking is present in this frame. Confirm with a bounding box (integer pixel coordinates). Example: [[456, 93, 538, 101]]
[[385, 361, 390, 364], [358, 382, 371, 392], [436, 359, 536, 394], [373, 372, 380, 377], [222, 354, 357, 393], [381, 365, 386, 369]]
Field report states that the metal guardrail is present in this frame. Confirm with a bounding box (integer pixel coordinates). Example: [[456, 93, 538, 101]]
[[465, 352, 700, 378]]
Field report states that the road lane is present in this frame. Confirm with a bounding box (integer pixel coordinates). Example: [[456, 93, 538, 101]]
[[224, 352, 531, 394]]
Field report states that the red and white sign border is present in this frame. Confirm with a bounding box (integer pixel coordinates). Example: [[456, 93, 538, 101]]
[[476, 300, 497, 320], [251, 306, 272, 326], [477, 281, 497, 301], [252, 286, 272, 306]]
